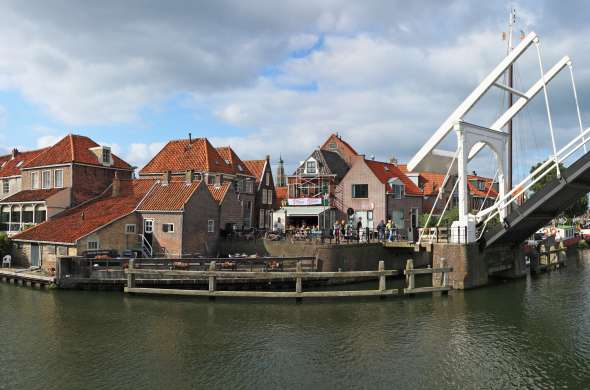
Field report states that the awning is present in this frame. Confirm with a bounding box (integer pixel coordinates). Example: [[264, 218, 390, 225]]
[[280, 206, 332, 217]]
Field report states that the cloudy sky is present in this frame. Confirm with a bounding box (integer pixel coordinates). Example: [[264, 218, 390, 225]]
[[0, 0, 588, 180]]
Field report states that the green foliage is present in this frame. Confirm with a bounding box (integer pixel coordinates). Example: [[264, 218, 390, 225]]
[[530, 161, 588, 218], [578, 239, 589, 249], [0, 232, 11, 257], [420, 207, 459, 228]]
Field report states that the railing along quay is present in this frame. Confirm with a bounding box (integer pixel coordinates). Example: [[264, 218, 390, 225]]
[[124, 259, 453, 300]]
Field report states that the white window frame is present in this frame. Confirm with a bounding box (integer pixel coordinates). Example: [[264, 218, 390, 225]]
[[305, 159, 317, 174], [102, 148, 111, 164], [259, 209, 265, 228], [352, 184, 368, 199], [262, 189, 268, 204], [265, 172, 270, 186], [125, 224, 136, 234], [267, 189, 273, 205], [392, 184, 404, 199], [144, 218, 154, 234], [245, 181, 253, 193], [207, 219, 215, 233], [2, 179, 8, 194], [41, 170, 51, 189], [162, 223, 175, 233], [31, 172, 39, 190], [87, 240, 99, 250], [54, 169, 64, 188]]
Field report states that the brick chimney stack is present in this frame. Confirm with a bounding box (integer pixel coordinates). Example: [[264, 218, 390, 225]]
[[185, 169, 194, 185], [11, 148, 18, 159], [162, 170, 171, 186], [112, 172, 120, 197]]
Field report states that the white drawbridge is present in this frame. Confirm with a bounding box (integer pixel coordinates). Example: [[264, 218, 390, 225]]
[[409, 32, 589, 243]]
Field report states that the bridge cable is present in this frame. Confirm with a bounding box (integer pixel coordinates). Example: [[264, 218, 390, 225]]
[[568, 62, 587, 154]]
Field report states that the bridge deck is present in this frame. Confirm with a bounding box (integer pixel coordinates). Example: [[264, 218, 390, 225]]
[[484, 151, 590, 247]]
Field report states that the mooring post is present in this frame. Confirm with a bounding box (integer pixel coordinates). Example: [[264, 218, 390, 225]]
[[296, 261, 303, 294], [209, 261, 216, 293], [127, 259, 135, 290], [405, 259, 415, 292], [378, 260, 386, 292]]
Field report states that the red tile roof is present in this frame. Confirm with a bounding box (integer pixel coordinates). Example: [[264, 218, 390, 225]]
[[275, 186, 288, 203], [0, 148, 49, 178], [138, 179, 201, 211], [140, 138, 234, 175], [0, 188, 66, 203], [468, 175, 498, 198], [320, 133, 359, 156], [207, 183, 231, 205], [364, 160, 423, 196], [216, 147, 254, 176], [243, 160, 266, 183], [23, 134, 132, 170], [12, 179, 154, 244]]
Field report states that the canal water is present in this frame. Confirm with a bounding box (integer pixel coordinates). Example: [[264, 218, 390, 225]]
[[2, 252, 590, 389]]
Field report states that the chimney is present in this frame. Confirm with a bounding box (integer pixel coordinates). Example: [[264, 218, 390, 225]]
[[388, 155, 398, 165], [11, 148, 18, 159], [185, 169, 194, 185], [188, 132, 192, 144], [265, 154, 270, 161], [81, 211, 85, 221], [370, 155, 375, 161], [112, 172, 120, 197], [162, 170, 171, 186]]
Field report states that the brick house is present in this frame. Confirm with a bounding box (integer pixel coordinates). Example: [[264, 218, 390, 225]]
[[340, 155, 423, 240], [244, 156, 277, 229], [0, 147, 48, 201], [207, 182, 244, 236], [11, 175, 220, 270], [0, 134, 133, 235], [139, 137, 256, 228]]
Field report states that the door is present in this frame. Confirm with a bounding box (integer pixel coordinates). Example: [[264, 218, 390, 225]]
[[409, 208, 419, 242], [143, 219, 154, 246], [31, 244, 40, 267]]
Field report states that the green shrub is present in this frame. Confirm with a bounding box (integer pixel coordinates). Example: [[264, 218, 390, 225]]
[[578, 239, 589, 249], [0, 232, 11, 257]]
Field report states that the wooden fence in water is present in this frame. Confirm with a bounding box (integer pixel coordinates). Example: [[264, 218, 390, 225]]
[[124, 259, 452, 300]]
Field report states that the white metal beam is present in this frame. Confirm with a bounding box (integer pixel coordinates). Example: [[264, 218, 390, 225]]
[[407, 31, 538, 172], [467, 55, 570, 160], [493, 82, 529, 99]]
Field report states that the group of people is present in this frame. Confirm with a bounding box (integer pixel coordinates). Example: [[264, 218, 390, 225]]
[[376, 220, 400, 242], [332, 218, 400, 243]]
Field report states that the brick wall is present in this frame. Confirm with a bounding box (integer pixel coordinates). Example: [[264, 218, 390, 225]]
[[78, 213, 141, 256], [71, 165, 132, 205], [139, 212, 183, 257], [340, 156, 386, 222], [220, 186, 244, 230], [182, 183, 219, 256]]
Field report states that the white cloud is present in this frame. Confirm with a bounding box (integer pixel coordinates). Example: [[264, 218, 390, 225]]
[[36, 134, 63, 148], [125, 142, 167, 169]]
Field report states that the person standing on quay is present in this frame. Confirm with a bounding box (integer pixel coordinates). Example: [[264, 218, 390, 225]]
[[377, 220, 386, 241]]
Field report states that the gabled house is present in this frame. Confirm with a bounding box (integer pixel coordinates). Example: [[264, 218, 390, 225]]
[[340, 156, 423, 240], [11, 174, 220, 270], [0, 134, 134, 235], [244, 156, 277, 229], [139, 137, 256, 228]]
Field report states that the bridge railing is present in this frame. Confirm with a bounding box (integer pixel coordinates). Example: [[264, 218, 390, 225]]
[[477, 124, 590, 226]]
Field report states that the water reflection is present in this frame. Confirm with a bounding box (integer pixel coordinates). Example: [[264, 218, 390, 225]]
[[2, 252, 590, 389]]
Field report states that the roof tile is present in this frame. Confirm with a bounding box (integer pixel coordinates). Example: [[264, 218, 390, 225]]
[[364, 160, 423, 196], [138, 179, 201, 211]]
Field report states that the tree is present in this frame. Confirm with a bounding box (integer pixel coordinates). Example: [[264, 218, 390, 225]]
[[530, 161, 588, 218], [0, 233, 11, 258]]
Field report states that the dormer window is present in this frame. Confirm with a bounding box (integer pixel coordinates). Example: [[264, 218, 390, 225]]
[[16, 161, 23, 167], [102, 148, 111, 164], [329, 142, 337, 150], [305, 160, 317, 174], [388, 178, 404, 199]]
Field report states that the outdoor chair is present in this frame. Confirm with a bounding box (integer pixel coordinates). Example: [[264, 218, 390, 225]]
[[2, 254, 11, 268]]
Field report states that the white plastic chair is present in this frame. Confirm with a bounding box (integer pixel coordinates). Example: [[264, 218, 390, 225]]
[[2, 254, 11, 268]]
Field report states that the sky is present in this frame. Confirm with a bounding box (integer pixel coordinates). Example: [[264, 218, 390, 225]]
[[0, 0, 589, 181]]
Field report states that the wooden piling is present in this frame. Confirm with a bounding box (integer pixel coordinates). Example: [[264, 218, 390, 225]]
[[378, 261, 386, 291], [208, 261, 216, 293], [126, 259, 135, 290], [295, 261, 302, 294]]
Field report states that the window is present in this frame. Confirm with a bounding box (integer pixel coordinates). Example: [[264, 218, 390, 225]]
[[125, 224, 136, 234], [392, 184, 404, 199], [266, 189, 273, 205], [352, 184, 368, 198], [207, 175, 215, 185], [259, 209, 266, 228], [193, 172, 202, 181], [207, 219, 215, 233], [54, 169, 64, 188], [31, 172, 39, 189], [42, 170, 51, 189], [265, 172, 270, 186], [162, 223, 174, 233], [144, 219, 154, 234], [57, 246, 68, 256], [16, 161, 23, 167], [329, 142, 337, 150], [306, 160, 316, 174], [262, 189, 268, 204], [245, 181, 254, 193], [2, 180, 8, 194], [87, 241, 99, 250], [102, 148, 111, 164]]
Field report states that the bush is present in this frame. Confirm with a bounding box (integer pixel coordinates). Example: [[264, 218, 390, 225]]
[[578, 239, 589, 249], [0, 232, 11, 257]]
